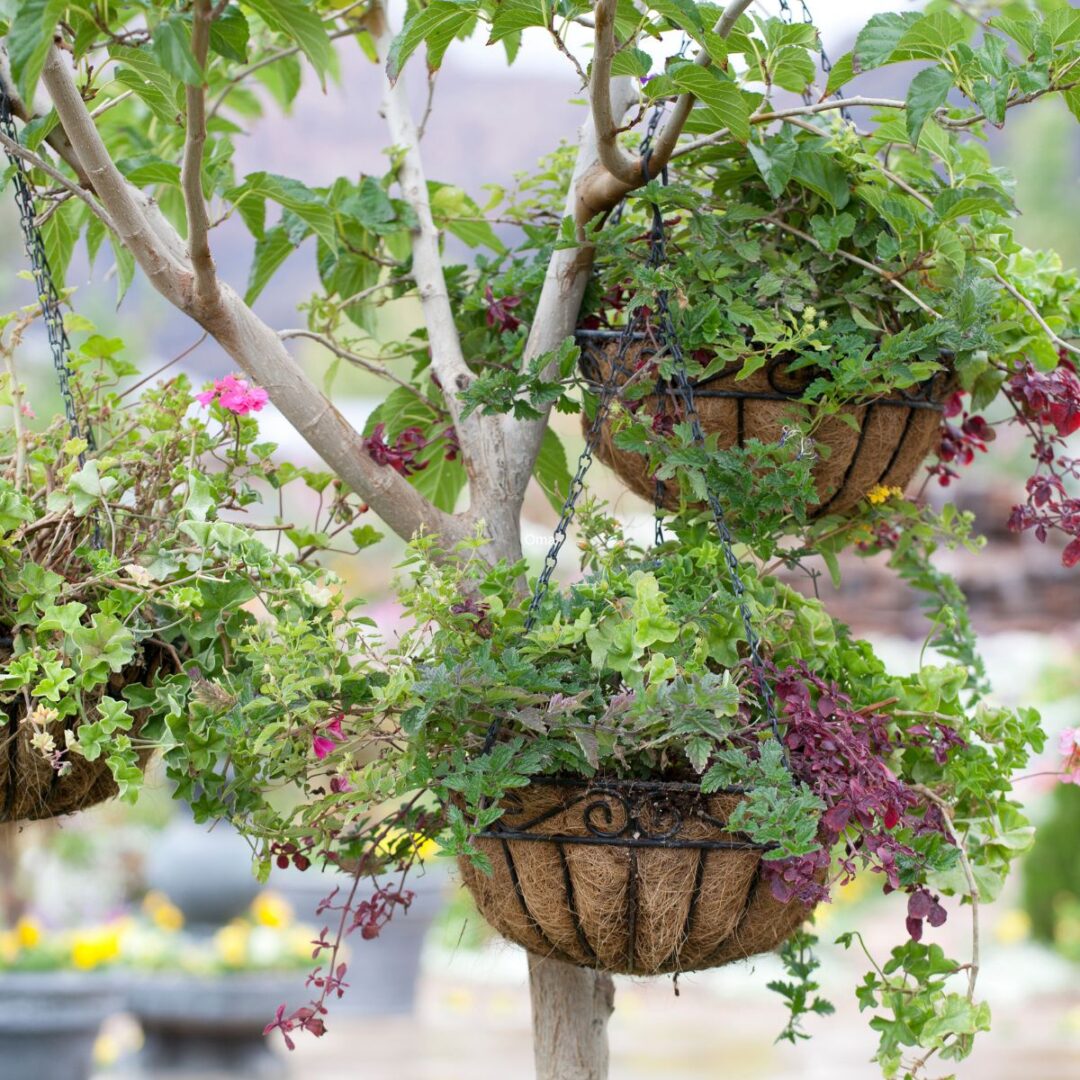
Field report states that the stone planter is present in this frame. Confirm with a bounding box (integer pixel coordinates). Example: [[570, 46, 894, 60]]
[[124, 971, 300, 1077], [0, 971, 122, 1080]]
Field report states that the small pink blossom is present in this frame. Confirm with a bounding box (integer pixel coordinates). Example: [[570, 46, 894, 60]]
[[1059, 727, 1080, 784], [197, 374, 269, 415], [312, 735, 337, 761], [324, 714, 345, 742], [329, 775, 351, 794], [19, 401, 35, 418]]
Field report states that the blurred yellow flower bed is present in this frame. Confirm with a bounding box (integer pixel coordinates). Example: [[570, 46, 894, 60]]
[[0, 890, 316, 975]]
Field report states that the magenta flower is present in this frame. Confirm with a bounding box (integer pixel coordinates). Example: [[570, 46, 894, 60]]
[[329, 775, 351, 794], [197, 374, 269, 415], [312, 735, 337, 761], [324, 714, 345, 741]]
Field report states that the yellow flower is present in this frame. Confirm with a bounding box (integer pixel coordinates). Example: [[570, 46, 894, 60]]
[[251, 891, 293, 929], [71, 925, 122, 970], [866, 484, 903, 506], [15, 917, 41, 949], [214, 923, 249, 967], [0, 930, 19, 964], [142, 891, 184, 932]]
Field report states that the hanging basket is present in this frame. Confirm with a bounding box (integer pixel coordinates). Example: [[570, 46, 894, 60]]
[[580, 334, 953, 518], [0, 639, 171, 823], [457, 777, 814, 975]]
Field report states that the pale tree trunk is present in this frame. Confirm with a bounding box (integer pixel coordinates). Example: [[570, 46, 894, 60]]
[[31, 1, 752, 1073], [529, 956, 616, 1080]]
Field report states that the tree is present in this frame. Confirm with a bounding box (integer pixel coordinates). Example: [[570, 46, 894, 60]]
[[3, 1, 1080, 1076]]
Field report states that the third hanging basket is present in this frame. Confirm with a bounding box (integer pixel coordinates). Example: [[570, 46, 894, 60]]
[[580, 335, 953, 518], [458, 777, 813, 975], [0, 640, 172, 824]]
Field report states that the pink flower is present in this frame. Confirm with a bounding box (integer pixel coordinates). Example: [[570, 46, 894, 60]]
[[1059, 727, 1080, 784], [329, 775, 351, 794], [19, 401, 35, 418], [324, 714, 345, 741], [197, 374, 269, 415], [312, 735, 337, 761]]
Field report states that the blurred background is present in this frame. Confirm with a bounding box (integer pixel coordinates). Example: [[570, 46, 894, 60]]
[[1, 1, 1079, 1077]]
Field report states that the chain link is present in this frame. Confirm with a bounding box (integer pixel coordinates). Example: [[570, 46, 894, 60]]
[[0, 79, 94, 460]]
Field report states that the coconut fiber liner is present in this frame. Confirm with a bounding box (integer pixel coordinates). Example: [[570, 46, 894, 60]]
[[583, 340, 953, 517], [0, 641, 171, 823], [457, 779, 813, 975]]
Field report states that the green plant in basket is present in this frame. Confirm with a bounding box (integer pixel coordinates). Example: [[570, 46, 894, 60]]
[[0, 304, 375, 821]]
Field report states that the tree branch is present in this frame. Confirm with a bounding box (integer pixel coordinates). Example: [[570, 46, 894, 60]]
[[182, 0, 218, 308], [0, 46, 92, 188], [41, 46, 192, 307], [647, 0, 756, 173], [589, 0, 639, 185], [370, 0, 508, 506], [0, 127, 117, 234], [42, 44, 454, 545]]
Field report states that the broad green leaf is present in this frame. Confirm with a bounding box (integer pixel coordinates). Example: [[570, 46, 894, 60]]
[[746, 132, 797, 198], [244, 0, 333, 81], [227, 172, 336, 247], [350, 524, 384, 551], [892, 13, 968, 64], [487, 0, 546, 44], [0, 484, 34, 532], [824, 51, 855, 95], [852, 11, 921, 71], [71, 614, 136, 676], [387, 1, 480, 83], [770, 46, 816, 95], [117, 155, 182, 187], [7, 0, 66, 101], [791, 147, 850, 210], [152, 15, 204, 85], [611, 48, 653, 79], [210, 4, 252, 62], [431, 183, 505, 251], [905, 65, 952, 145], [533, 426, 572, 514], [110, 45, 181, 126], [245, 225, 297, 304], [68, 460, 119, 516], [649, 0, 706, 44], [669, 65, 751, 142], [41, 199, 80, 286], [933, 188, 1008, 222], [1046, 8, 1080, 46]]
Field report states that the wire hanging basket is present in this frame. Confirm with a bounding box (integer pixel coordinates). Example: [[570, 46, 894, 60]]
[[579, 333, 952, 518], [458, 777, 813, 975]]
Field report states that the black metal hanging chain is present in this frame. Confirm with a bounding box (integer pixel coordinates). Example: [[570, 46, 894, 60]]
[[638, 150, 782, 746], [0, 79, 94, 459]]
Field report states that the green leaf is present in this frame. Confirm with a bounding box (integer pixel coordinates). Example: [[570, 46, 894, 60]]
[[0, 484, 34, 533], [746, 132, 797, 198], [905, 66, 952, 145], [809, 211, 856, 254], [244, 0, 334, 82], [152, 15, 204, 85], [71, 614, 136, 677], [852, 12, 921, 72], [791, 147, 850, 210], [533, 427, 572, 514], [611, 48, 652, 79], [350, 524, 385, 550], [7, 0, 66, 102], [387, 1, 480, 83], [824, 50, 855, 95], [487, 0, 546, 44], [669, 65, 750, 142], [68, 461, 119, 516], [892, 13, 969, 63], [245, 225, 297, 304], [210, 5, 251, 62], [227, 172, 336, 247], [117, 155, 182, 187], [110, 45, 181, 126]]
